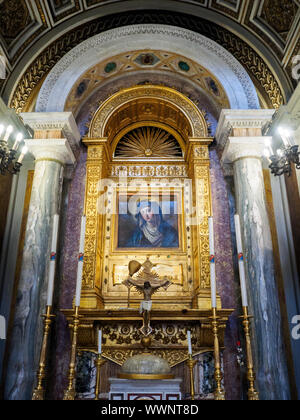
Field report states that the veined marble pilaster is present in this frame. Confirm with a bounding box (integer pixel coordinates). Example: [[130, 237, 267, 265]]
[[221, 133, 290, 400], [4, 113, 80, 400]]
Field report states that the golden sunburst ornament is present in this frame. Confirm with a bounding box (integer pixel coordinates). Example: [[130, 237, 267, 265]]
[[115, 126, 182, 158]]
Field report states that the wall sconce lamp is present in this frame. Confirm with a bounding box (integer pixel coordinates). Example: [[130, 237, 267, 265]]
[[0, 124, 28, 175], [263, 128, 299, 177]]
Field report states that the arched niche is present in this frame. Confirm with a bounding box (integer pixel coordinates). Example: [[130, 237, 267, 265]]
[[81, 85, 216, 311], [36, 24, 259, 113], [87, 85, 209, 161]]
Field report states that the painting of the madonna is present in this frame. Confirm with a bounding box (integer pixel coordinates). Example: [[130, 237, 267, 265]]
[[117, 194, 180, 249]]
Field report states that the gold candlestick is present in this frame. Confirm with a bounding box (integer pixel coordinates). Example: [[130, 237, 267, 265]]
[[32, 306, 55, 400], [94, 354, 107, 400], [63, 306, 81, 400], [211, 307, 225, 400], [241, 306, 259, 401], [186, 355, 197, 400]]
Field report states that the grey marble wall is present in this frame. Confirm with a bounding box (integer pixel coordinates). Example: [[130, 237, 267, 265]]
[[234, 157, 290, 400], [4, 160, 64, 400]]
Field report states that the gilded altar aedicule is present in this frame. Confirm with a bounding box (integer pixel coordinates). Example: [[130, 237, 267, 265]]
[[81, 85, 217, 311]]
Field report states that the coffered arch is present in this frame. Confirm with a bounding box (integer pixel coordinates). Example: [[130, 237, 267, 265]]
[[35, 25, 259, 113], [87, 85, 209, 159], [1, 5, 297, 112]]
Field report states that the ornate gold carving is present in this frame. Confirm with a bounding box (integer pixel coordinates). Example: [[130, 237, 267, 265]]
[[115, 126, 182, 159], [194, 146, 210, 160], [89, 85, 208, 139], [63, 308, 233, 368], [87, 146, 104, 160], [191, 144, 212, 292], [103, 348, 191, 368], [113, 263, 184, 287], [83, 145, 105, 294], [110, 164, 188, 178], [81, 87, 213, 310]]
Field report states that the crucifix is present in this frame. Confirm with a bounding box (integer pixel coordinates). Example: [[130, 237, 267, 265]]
[[123, 258, 172, 336]]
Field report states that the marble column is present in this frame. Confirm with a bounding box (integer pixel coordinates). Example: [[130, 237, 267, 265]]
[[4, 113, 80, 400], [261, 86, 300, 398], [218, 110, 290, 400]]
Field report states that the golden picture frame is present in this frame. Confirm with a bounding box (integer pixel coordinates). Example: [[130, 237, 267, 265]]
[[110, 188, 186, 255]]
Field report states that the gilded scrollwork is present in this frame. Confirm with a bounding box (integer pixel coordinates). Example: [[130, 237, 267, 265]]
[[102, 348, 192, 368], [71, 310, 232, 368], [89, 86, 208, 139], [192, 144, 211, 291], [110, 164, 188, 178], [83, 146, 105, 291]]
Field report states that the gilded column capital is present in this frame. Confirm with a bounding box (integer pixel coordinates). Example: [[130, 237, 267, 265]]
[[83, 138, 110, 163], [186, 138, 212, 163]]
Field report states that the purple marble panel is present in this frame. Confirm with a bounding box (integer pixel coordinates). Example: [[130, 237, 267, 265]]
[[210, 148, 242, 400], [49, 147, 87, 399]]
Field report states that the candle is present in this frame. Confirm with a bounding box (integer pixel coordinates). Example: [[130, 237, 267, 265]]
[[0, 125, 4, 138], [208, 217, 217, 308], [187, 330, 192, 355], [3, 125, 13, 142], [47, 214, 59, 306], [98, 329, 102, 354], [234, 215, 248, 307], [278, 128, 292, 147], [265, 139, 274, 156], [12, 133, 23, 151], [263, 148, 271, 162], [75, 216, 86, 307], [17, 146, 28, 164]]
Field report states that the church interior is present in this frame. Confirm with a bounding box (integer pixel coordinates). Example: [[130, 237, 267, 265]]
[[0, 0, 300, 401]]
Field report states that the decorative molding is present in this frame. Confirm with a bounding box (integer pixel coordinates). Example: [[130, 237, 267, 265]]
[[215, 109, 276, 149], [20, 111, 81, 158], [88, 85, 209, 139], [64, 49, 230, 114], [0, 0, 48, 64], [109, 164, 188, 178], [221, 136, 271, 164], [61, 309, 233, 368], [244, 0, 299, 56], [7, 11, 284, 113], [24, 138, 76, 165], [35, 25, 258, 113]]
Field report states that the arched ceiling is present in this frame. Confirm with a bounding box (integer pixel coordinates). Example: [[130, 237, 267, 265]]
[[0, 0, 299, 110], [64, 49, 230, 116]]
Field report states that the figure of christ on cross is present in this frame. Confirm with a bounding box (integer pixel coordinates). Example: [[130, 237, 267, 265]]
[[123, 259, 172, 336]]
